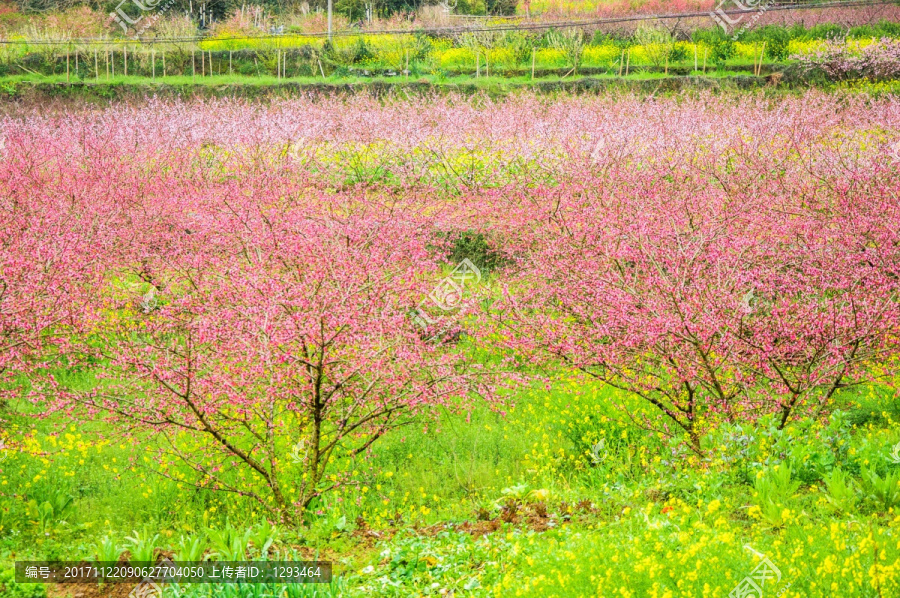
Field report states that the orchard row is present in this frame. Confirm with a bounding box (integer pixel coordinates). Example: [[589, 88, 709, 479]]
[[2, 91, 899, 521]]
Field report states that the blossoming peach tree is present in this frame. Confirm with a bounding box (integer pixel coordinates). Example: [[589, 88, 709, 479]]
[[483, 128, 900, 454], [0, 126, 108, 417], [50, 193, 493, 523]]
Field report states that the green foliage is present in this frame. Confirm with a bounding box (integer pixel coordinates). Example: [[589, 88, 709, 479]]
[[803, 23, 845, 41], [208, 521, 253, 561], [486, 0, 518, 15], [455, 0, 488, 15], [705, 411, 854, 485], [692, 28, 735, 66], [0, 569, 45, 598], [175, 533, 208, 562], [167, 578, 345, 597], [501, 31, 536, 66], [23, 489, 74, 536], [753, 465, 801, 527], [632, 25, 673, 67], [754, 465, 801, 504], [93, 534, 122, 562], [546, 28, 585, 73], [668, 43, 689, 63], [744, 25, 792, 60], [439, 230, 507, 273], [823, 467, 858, 513], [124, 527, 161, 562], [860, 466, 900, 511], [249, 520, 278, 557], [326, 36, 374, 66], [848, 21, 900, 40]]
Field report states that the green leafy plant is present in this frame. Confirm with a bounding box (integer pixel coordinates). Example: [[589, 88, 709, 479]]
[[692, 28, 736, 67], [439, 229, 507, 273], [175, 532, 208, 562], [208, 521, 252, 561], [755, 465, 801, 504], [25, 491, 73, 535], [249, 520, 278, 558], [823, 467, 858, 513], [93, 534, 123, 562], [501, 31, 535, 67], [861, 466, 900, 511], [753, 465, 801, 527], [0, 568, 45, 598], [124, 528, 161, 563]]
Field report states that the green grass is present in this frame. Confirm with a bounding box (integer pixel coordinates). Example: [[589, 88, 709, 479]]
[[0, 70, 783, 103], [0, 69, 770, 85], [4, 372, 900, 596]]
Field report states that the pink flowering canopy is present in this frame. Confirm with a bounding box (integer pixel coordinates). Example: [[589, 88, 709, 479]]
[[2, 90, 899, 516]]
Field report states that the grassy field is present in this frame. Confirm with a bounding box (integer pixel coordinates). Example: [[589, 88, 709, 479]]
[[4, 375, 900, 597]]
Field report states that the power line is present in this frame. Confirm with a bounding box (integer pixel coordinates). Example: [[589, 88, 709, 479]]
[[0, 0, 892, 45]]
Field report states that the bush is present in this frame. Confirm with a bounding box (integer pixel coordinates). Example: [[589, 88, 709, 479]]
[[668, 42, 689, 63], [692, 28, 735, 66], [0, 569, 45, 598], [237, 61, 260, 76], [745, 25, 792, 60], [792, 38, 900, 82], [440, 230, 507, 273], [455, 0, 488, 14], [486, 0, 518, 15], [804, 23, 845, 41], [632, 25, 673, 67], [546, 28, 586, 73]]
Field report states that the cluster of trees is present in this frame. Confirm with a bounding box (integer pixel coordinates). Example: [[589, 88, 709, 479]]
[[2, 92, 899, 522], [8, 0, 516, 24]]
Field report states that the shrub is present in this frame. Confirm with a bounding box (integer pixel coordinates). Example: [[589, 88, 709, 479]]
[[792, 38, 900, 81], [692, 27, 736, 65], [438, 230, 507, 273], [632, 25, 673, 67], [0, 569, 45, 598], [546, 28, 586, 73], [745, 25, 792, 60], [487, 0, 518, 15]]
